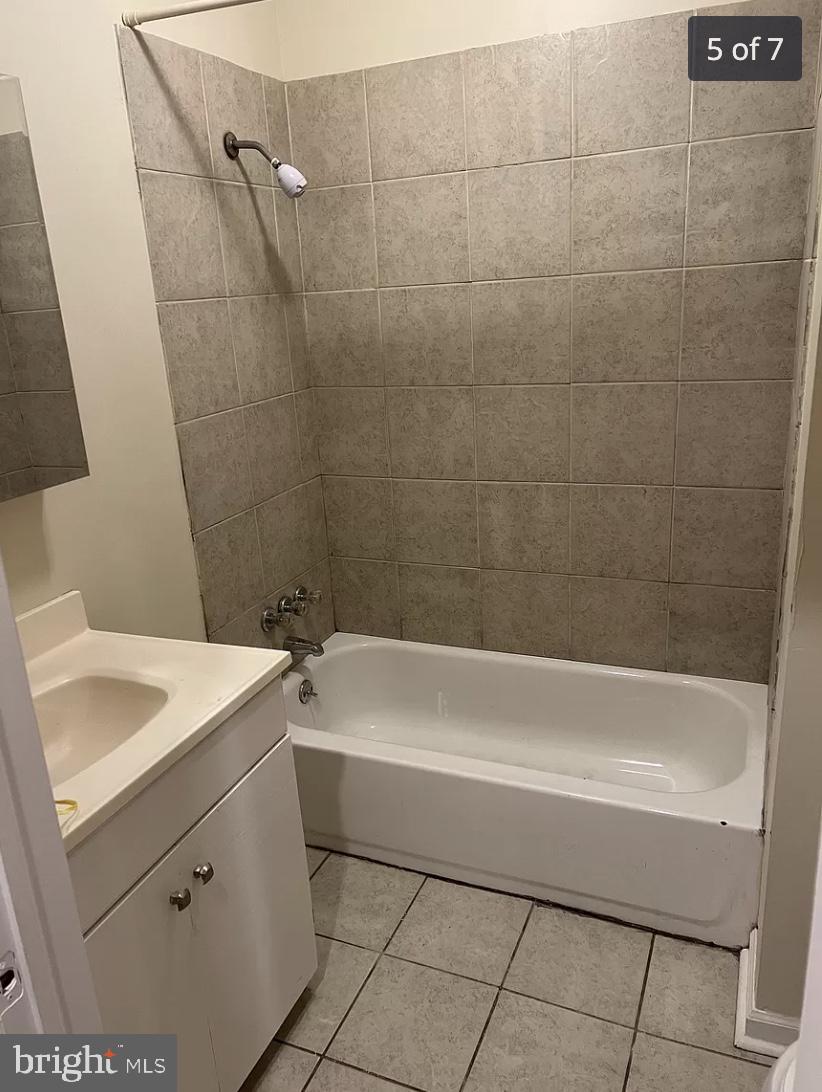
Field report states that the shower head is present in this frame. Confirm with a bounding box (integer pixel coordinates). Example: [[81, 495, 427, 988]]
[[223, 132, 307, 198]]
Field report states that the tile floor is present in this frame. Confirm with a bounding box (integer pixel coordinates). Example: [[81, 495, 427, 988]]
[[243, 848, 772, 1092]]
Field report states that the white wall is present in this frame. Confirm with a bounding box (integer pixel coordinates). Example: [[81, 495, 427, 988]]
[[274, 0, 729, 79], [0, 0, 279, 640]]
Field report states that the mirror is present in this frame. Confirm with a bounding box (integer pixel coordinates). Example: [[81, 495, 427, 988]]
[[0, 75, 88, 501]]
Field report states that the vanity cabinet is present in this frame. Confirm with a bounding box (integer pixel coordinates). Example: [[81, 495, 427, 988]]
[[83, 733, 315, 1092]]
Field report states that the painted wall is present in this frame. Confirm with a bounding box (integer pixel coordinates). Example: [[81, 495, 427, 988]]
[[0, 0, 279, 640], [274, 0, 730, 79]]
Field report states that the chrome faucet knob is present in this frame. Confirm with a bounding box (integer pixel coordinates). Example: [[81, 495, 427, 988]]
[[279, 594, 308, 618], [261, 606, 292, 632], [295, 586, 323, 605]]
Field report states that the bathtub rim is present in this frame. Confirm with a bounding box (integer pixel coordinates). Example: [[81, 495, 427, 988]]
[[285, 632, 767, 832]]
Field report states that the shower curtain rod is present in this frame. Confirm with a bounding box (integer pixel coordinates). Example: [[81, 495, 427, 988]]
[[122, 0, 266, 29]]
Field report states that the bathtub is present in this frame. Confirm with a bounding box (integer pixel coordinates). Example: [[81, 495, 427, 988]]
[[286, 633, 766, 947]]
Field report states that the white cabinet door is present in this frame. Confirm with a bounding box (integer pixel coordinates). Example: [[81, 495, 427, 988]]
[[85, 848, 218, 1092], [186, 736, 316, 1092]]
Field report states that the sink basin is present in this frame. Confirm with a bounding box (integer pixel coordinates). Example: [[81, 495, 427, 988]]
[[35, 674, 169, 784], [18, 590, 291, 850]]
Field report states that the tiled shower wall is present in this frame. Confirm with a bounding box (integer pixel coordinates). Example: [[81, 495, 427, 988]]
[[118, 28, 334, 649], [121, 2, 819, 683], [285, 0, 819, 683], [0, 127, 87, 499]]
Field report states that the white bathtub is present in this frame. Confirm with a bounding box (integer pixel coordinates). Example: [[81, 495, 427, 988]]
[[286, 633, 766, 947]]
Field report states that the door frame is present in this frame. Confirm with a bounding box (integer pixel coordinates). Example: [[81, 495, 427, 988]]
[[0, 555, 99, 1033]]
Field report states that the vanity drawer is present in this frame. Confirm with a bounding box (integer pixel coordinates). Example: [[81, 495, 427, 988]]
[[69, 679, 287, 933]]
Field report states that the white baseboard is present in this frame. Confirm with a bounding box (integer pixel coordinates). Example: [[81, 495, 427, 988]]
[[736, 928, 801, 1057]]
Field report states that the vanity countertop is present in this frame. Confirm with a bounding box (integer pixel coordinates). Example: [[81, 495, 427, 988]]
[[17, 592, 290, 850]]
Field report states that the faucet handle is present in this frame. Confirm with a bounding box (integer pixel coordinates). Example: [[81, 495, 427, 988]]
[[261, 606, 293, 633], [295, 585, 323, 605], [279, 594, 308, 618]]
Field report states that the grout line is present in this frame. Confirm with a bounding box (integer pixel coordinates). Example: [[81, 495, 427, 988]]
[[314, 1058, 428, 1092], [316, 955, 382, 1060], [621, 934, 656, 1092], [274, 125, 814, 193], [149, 255, 804, 305], [320, 878, 427, 1067], [458, 989, 500, 1092]]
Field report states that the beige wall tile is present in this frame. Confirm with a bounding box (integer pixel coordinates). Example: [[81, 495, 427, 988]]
[[691, 0, 821, 141], [298, 185, 377, 291], [17, 391, 86, 468], [399, 563, 481, 648], [387, 386, 475, 479], [159, 300, 240, 423], [315, 387, 389, 475], [0, 131, 40, 228], [194, 508, 265, 633], [469, 161, 570, 280], [573, 12, 690, 155], [0, 393, 30, 475], [229, 294, 292, 402], [375, 174, 469, 286], [671, 487, 783, 589], [140, 171, 225, 301], [5, 309, 71, 392], [306, 290, 382, 386], [464, 33, 570, 169], [572, 146, 687, 273], [571, 383, 676, 485], [571, 485, 672, 581], [176, 409, 251, 532], [668, 584, 775, 682], [381, 285, 472, 385], [476, 385, 570, 482], [263, 76, 292, 165], [118, 29, 210, 177], [571, 576, 668, 670], [244, 394, 303, 503], [288, 71, 370, 187], [472, 279, 570, 384], [0, 223, 58, 312], [393, 479, 479, 566], [331, 558, 401, 637], [366, 53, 465, 180], [294, 387, 320, 480], [572, 271, 681, 382], [481, 570, 569, 657], [202, 53, 269, 185], [478, 482, 569, 573], [681, 262, 800, 381], [0, 319, 14, 396], [324, 475, 394, 560], [273, 191, 303, 292], [284, 294, 309, 390], [256, 477, 327, 591], [215, 182, 279, 295], [686, 131, 813, 266], [675, 381, 792, 488]]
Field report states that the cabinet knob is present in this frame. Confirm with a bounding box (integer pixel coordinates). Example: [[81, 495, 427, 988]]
[[169, 888, 191, 912], [193, 862, 215, 885]]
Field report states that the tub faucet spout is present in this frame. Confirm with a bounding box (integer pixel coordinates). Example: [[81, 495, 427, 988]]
[[283, 635, 325, 665]]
